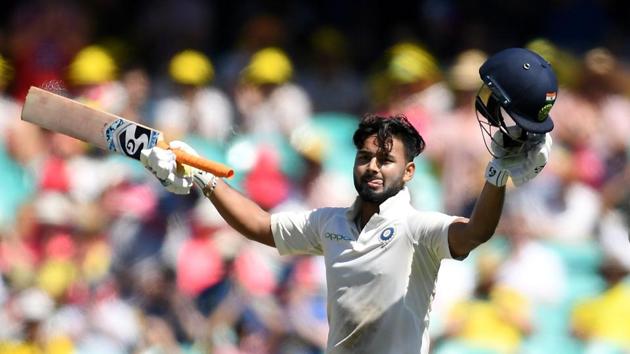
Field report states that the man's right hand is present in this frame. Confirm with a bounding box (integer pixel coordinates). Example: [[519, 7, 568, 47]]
[[140, 141, 194, 195]]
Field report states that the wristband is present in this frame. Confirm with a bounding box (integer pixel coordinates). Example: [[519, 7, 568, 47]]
[[193, 171, 218, 198], [485, 159, 509, 187]]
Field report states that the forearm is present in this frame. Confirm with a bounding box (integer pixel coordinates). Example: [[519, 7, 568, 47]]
[[205, 178, 275, 247], [449, 114, 551, 256], [466, 181, 505, 244], [448, 182, 505, 258], [140, 143, 275, 246]]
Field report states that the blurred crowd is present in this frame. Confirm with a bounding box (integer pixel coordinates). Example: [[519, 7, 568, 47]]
[[0, 1, 630, 354]]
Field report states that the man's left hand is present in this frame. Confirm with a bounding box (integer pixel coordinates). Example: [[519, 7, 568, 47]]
[[510, 133, 552, 186], [491, 132, 552, 187]]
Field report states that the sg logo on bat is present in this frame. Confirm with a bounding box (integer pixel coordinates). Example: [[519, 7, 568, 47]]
[[104, 119, 160, 160]]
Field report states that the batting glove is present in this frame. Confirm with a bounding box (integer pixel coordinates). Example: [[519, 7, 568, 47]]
[[510, 133, 552, 186], [140, 141, 195, 194], [140, 141, 217, 196], [485, 158, 510, 187], [486, 131, 552, 187]]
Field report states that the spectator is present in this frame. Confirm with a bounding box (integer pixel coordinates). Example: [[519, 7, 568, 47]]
[[0, 287, 75, 354], [571, 258, 630, 352], [512, 146, 602, 245], [375, 41, 453, 135], [154, 49, 234, 142], [118, 64, 153, 125], [495, 206, 568, 306], [298, 26, 366, 115], [0, 55, 19, 144], [66, 45, 127, 115], [215, 15, 288, 93], [234, 47, 312, 138], [425, 49, 489, 215], [0, 54, 36, 227], [440, 247, 533, 354], [7, 0, 90, 101]]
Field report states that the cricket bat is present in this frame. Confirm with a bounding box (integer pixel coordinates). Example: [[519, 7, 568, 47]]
[[21, 86, 234, 178]]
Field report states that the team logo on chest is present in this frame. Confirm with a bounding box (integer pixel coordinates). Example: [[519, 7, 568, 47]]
[[378, 226, 396, 247]]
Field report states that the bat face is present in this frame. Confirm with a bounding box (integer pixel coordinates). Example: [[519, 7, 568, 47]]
[[104, 118, 160, 160], [22, 86, 234, 177], [22, 87, 163, 160]]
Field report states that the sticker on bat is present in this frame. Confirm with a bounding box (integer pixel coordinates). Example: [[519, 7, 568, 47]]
[[103, 119, 160, 159]]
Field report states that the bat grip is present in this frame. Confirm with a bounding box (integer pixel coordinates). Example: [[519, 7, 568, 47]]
[[157, 141, 234, 178]]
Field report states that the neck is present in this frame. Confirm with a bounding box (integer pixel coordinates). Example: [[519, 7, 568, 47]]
[[357, 202, 379, 228]]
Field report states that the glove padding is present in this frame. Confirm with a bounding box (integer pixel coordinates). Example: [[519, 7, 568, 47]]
[[486, 131, 552, 187], [510, 133, 551, 186], [140, 141, 196, 194]]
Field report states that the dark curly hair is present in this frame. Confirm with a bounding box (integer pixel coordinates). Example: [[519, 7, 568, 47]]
[[352, 114, 425, 162]]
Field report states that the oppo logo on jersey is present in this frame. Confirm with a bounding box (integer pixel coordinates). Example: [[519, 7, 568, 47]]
[[325, 232, 352, 241]]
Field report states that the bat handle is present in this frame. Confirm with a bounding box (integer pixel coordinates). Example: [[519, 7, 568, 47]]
[[157, 141, 234, 178]]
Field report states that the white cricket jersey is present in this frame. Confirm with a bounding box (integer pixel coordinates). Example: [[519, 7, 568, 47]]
[[271, 187, 458, 354]]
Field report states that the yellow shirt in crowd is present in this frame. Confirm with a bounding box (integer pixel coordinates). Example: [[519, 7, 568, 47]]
[[572, 282, 630, 349], [448, 286, 530, 354]]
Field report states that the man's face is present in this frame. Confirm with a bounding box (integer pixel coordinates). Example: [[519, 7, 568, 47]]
[[353, 134, 414, 204]]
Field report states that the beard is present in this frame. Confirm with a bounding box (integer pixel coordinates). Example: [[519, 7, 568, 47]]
[[353, 174, 405, 204]]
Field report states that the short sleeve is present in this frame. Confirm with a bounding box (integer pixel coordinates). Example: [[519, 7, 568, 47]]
[[271, 209, 323, 256], [408, 211, 458, 262]]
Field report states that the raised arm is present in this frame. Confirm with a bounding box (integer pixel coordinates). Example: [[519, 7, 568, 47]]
[[201, 177, 275, 246], [141, 141, 275, 247], [449, 46, 558, 258], [448, 133, 552, 259], [448, 182, 505, 259]]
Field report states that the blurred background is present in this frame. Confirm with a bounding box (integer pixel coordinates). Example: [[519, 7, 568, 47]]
[[0, 0, 629, 353]]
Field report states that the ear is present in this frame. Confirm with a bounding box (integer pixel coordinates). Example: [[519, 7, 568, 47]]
[[403, 161, 415, 182]]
